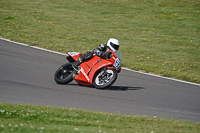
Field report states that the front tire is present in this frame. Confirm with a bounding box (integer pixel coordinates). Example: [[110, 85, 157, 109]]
[[54, 63, 75, 84], [94, 69, 117, 89]]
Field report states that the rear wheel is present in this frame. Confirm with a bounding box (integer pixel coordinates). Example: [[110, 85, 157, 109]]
[[94, 69, 117, 89], [54, 63, 75, 84]]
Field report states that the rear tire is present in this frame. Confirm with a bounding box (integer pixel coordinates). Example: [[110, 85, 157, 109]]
[[94, 69, 117, 89], [54, 63, 75, 84]]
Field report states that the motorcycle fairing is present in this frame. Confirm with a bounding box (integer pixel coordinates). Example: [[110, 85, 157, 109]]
[[67, 52, 82, 61], [68, 51, 121, 86], [75, 55, 113, 85]]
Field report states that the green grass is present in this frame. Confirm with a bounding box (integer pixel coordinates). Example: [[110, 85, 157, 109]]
[[0, 102, 200, 133], [0, 0, 200, 83]]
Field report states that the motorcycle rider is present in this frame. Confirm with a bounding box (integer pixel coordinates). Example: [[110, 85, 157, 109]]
[[72, 38, 120, 71]]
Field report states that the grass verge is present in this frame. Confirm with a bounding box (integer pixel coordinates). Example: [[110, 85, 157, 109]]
[[0, 102, 200, 133], [0, 0, 200, 83]]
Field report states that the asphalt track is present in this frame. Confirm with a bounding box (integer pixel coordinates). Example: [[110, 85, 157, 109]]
[[0, 39, 200, 123]]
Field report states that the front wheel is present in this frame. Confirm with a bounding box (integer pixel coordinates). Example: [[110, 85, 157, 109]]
[[54, 63, 75, 84], [94, 69, 117, 89]]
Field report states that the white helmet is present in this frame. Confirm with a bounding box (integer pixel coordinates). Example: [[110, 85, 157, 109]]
[[107, 38, 120, 53]]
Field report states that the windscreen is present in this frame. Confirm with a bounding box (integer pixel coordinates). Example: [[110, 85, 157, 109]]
[[114, 51, 122, 60]]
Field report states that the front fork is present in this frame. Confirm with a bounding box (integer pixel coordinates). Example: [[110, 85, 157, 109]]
[[98, 66, 107, 78]]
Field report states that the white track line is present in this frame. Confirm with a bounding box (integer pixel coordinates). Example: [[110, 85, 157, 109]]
[[1, 37, 200, 86], [122, 67, 200, 86]]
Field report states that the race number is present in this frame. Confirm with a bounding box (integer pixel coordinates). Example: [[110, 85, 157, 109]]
[[68, 52, 80, 57], [114, 58, 121, 70]]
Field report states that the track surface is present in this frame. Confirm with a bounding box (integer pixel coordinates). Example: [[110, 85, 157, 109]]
[[0, 39, 200, 123]]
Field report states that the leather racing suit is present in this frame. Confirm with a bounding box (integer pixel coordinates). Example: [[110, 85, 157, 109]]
[[72, 44, 111, 71]]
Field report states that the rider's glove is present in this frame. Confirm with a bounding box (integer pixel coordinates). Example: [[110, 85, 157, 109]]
[[103, 52, 112, 59]]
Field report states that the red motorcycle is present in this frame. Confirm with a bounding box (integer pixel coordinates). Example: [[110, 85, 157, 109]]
[[54, 50, 122, 89]]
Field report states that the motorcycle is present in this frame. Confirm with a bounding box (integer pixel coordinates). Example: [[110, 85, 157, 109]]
[[54, 50, 122, 89]]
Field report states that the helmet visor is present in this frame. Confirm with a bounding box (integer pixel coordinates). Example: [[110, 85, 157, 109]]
[[110, 42, 119, 51]]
